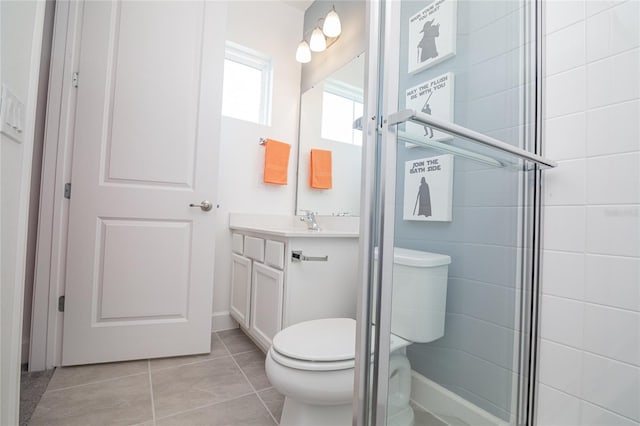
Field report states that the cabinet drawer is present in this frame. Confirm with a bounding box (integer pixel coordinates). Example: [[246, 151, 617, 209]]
[[244, 236, 265, 262], [265, 240, 285, 270], [232, 233, 244, 254]]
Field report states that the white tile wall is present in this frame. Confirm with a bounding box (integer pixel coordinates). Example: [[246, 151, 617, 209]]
[[545, 0, 585, 34], [587, 48, 640, 109], [539, 1, 640, 424], [539, 340, 583, 395], [542, 206, 586, 252], [583, 304, 640, 366], [581, 353, 640, 422], [546, 21, 586, 75], [586, 0, 640, 62], [581, 401, 640, 426], [587, 100, 640, 156], [544, 159, 586, 206], [585, 254, 640, 312], [542, 250, 585, 300], [537, 385, 581, 426], [586, 206, 640, 257], [544, 113, 587, 160], [545, 67, 587, 118], [540, 295, 584, 348], [586, 153, 640, 204]]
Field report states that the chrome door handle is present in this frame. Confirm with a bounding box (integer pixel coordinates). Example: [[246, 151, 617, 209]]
[[189, 200, 213, 212]]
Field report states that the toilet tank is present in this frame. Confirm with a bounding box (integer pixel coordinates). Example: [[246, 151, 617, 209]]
[[376, 248, 451, 343]]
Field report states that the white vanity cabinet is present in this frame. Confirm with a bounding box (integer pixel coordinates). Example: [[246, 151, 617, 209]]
[[228, 228, 359, 352], [230, 254, 251, 328], [250, 263, 284, 350]]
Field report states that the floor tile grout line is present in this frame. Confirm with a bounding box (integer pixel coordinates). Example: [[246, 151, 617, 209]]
[[230, 347, 265, 357], [218, 333, 279, 425], [152, 391, 257, 423], [149, 353, 233, 372], [147, 360, 157, 426], [44, 370, 149, 393]]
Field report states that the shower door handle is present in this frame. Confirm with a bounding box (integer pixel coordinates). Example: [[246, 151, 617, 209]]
[[387, 109, 557, 169]]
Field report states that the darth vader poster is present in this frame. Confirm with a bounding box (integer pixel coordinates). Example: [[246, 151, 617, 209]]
[[403, 154, 453, 222], [408, 0, 457, 74]]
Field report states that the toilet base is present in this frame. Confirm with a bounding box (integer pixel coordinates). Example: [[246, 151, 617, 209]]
[[279, 397, 352, 426]]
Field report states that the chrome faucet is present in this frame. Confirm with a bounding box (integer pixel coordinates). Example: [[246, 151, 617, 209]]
[[300, 210, 320, 231]]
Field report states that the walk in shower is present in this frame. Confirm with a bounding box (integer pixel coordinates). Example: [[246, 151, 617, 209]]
[[355, 1, 556, 425]]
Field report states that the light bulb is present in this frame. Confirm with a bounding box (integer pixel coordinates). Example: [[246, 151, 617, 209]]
[[309, 27, 327, 52], [323, 7, 341, 38], [295, 40, 311, 63]]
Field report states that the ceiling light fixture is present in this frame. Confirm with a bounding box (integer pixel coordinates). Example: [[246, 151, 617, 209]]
[[296, 40, 312, 63], [309, 27, 327, 52], [295, 6, 342, 63], [322, 6, 341, 38]]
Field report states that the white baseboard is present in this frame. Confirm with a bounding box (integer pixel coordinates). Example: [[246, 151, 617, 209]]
[[211, 311, 238, 332], [411, 371, 509, 426]]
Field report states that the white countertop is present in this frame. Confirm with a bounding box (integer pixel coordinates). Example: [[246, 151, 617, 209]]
[[228, 213, 360, 238]]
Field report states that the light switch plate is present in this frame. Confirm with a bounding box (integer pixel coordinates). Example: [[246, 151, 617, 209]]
[[0, 84, 25, 143]]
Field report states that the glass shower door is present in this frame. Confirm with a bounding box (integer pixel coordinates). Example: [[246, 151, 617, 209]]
[[356, 1, 556, 425]]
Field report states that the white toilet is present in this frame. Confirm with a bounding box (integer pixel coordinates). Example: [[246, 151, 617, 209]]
[[265, 248, 451, 426]]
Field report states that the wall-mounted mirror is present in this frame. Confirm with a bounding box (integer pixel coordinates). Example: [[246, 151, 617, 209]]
[[296, 53, 365, 216]]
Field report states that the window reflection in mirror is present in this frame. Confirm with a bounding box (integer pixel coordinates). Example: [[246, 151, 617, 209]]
[[321, 80, 363, 146]]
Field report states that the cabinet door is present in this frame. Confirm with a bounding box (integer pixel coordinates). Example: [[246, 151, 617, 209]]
[[250, 263, 284, 349], [230, 254, 252, 328]]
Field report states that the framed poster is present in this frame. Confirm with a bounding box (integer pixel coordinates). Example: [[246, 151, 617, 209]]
[[403, 154, 454, 222], [403, 72, 454, 143], [408, 0, 457, 74]]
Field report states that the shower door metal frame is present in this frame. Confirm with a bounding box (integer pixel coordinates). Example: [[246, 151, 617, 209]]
[[354, 1, 551, 425]]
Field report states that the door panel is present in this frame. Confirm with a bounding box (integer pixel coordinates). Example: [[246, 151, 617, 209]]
[[98, 219, 191, 320], [106, 2, 200, 186], [62, 1, 225, 365]]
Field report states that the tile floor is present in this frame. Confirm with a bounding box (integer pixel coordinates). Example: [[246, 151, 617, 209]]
[[27, 327, 447, 426], [28, 329, 283, 426]]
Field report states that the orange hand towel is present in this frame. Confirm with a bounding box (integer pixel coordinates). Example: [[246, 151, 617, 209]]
[[310, 149, 332, 189], [263, 139, 291, 185]]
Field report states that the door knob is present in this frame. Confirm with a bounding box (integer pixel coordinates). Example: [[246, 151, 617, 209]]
[[189, 200, 213, 212]]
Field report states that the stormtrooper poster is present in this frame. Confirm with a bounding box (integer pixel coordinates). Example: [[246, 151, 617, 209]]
[[403, 72, 454, 143], [408, 0, 457, 74], [403, 154, 454, 222]]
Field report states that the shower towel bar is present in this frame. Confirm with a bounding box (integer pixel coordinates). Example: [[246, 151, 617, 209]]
[[387, 109, 557, 169]]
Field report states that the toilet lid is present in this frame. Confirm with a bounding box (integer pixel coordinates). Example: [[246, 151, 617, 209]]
[[272, 318, 356, 362]]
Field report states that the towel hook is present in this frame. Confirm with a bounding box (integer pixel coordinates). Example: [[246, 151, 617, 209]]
[[259, 137, 268, 145]]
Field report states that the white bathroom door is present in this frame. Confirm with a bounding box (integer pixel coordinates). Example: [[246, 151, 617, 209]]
[[61, 1, 226, 365]]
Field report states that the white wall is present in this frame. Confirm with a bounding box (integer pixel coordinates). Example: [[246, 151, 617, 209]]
[[212, 1, 303, 329], [0, 0, 46, 423], [538, 1, 640, 425]]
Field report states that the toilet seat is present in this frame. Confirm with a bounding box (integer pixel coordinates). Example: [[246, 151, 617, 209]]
[[271, 318, 356, 371], [270, 348, 355, 371], [270, 318, 412, 372]]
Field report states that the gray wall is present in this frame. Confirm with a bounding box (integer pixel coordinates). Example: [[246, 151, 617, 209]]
[[301, 0, 365, 91], [394, 1, 530, 421]]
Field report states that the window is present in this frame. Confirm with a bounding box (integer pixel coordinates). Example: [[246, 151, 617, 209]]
[[321, 79, 364, 146], [221, 42, 272, 125]]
